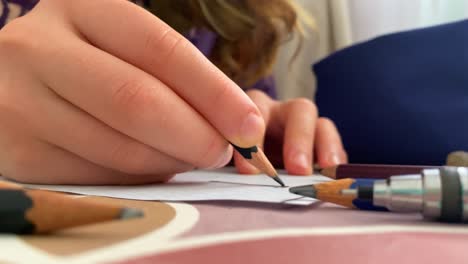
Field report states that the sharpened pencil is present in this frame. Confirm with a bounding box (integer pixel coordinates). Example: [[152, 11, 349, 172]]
[[320, 164, 437, 179], [0, 181, 143, 234], [232, 144, 285, 187], [289, 178, 387, 211]]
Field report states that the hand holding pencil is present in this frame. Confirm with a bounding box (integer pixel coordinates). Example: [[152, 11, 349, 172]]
[[0, 0, 269, 185], [0, 0, 349, 185]]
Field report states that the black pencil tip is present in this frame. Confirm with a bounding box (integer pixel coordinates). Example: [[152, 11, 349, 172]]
[[272, 176, 286, 187], [289, 185, 317, 198]]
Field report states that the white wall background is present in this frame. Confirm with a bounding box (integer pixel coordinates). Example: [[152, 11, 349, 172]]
[[273, 0, 468, 100], [349, 0, 468, 44]]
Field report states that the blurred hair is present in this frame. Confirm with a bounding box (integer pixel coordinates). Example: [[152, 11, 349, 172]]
[[147, 0, 314, 88]]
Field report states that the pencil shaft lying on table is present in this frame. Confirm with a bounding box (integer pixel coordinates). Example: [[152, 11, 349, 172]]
[[0, 181, 143, 234], [289, 178, 387, 211]]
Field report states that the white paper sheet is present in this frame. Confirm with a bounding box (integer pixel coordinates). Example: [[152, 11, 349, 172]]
[[17, 168, 331, 205]]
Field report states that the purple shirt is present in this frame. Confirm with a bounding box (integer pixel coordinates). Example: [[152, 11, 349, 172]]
[[0, 0, 276, 98], [185, 27, 277, 98]]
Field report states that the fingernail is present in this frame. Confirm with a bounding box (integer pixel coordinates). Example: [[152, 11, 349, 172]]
[[239, 112, 264, 146], [212, 145, 233, 169], [328, 152, 343, 166], [294, 152, 311, 171]]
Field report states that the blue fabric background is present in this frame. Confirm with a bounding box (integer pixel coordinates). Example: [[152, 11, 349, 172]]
[[314, 19, 468, 165]]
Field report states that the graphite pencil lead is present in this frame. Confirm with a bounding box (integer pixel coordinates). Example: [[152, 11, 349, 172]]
[[272, 175, 286, 187], [289, 185, 317, 198], [119, 208, 144, 220]]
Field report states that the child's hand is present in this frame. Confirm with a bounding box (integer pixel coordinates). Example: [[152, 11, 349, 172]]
[[0, 0, 266, 184], [234, 90, 348, 175]]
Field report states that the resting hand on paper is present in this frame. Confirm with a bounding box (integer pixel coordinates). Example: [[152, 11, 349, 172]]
[[233, 90, 348, 175], [0, 0, 265, 184]]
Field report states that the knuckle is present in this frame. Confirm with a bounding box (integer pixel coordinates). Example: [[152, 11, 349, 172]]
[[110, 141, 155, 174], [246, 89, 272, 115], [197, 135, 228, 168], [246, 89, 267, 99], [211, 79, 263, 120], [145, 28, 187, 69], [0, 19, 37, 56], [290, 98, 318, 116], [0, 32, 23, 57], [111, 79, 153, 114], [211, 78, 231, 103]]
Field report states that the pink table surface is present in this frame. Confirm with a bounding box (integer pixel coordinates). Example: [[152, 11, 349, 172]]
[[116, 201, 468, 264]]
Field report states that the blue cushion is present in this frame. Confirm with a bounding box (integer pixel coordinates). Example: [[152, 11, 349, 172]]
[[314, 19, 468, 165]]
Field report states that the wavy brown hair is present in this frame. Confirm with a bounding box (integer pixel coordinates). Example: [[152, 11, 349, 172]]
[[147, 0, 311, 88]]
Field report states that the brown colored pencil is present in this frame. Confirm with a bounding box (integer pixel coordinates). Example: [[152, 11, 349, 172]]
[[321, 164, 438, 179], [232, 144, 285, 187], [0, 181, 143, 234]]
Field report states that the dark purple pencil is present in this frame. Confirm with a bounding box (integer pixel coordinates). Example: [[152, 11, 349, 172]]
[[321, 164, 439, 179]]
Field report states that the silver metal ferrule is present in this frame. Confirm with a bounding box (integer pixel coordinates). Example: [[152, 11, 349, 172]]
[[422, 168, 442, 219], [373, 179, 390, 208], [373, 175, 424, 212], [457, 167, 468, 221], [389, 174, 424, 212], [372, 167, 468, 222]]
